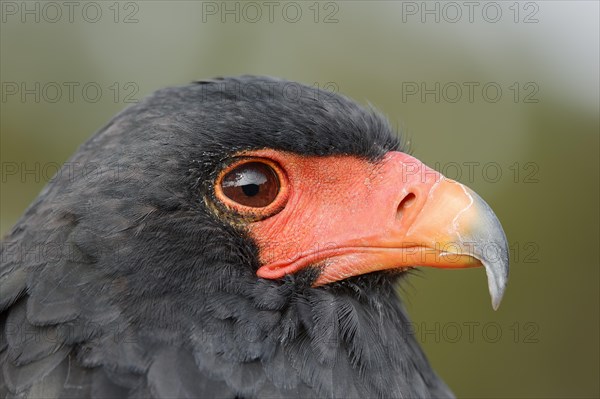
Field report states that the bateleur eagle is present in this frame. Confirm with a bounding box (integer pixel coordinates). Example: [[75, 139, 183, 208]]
[[0, 76, 509, 399]]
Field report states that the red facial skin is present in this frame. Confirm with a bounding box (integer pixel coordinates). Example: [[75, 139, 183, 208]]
[[216, 149, 488, 286]]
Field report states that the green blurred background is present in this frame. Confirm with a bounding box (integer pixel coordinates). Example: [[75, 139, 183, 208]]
[[1, 1, 598, 397]]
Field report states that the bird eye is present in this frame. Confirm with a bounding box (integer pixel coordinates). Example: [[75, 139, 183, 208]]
[[213, 157, 289, 220], [220, 162, 280, 208]]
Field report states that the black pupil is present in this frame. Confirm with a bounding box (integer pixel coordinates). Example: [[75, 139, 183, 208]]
[[242, 184, 260, 197]]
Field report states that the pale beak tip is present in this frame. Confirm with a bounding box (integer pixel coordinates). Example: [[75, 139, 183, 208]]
[[487, 255, 509, 311], [467, 188, 510, 310]]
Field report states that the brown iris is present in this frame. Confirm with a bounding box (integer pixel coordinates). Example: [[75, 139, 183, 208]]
[[221, 162, 280, 208]]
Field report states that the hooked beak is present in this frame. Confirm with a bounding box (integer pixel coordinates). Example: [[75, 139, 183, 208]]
[[253, 151, 509, 309], [385, 177, 510, 310]]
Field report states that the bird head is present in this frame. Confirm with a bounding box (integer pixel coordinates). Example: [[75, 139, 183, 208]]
[[1, 75, 509, 398], [153, 76, 507, 309], [10, 76, 508, 310]]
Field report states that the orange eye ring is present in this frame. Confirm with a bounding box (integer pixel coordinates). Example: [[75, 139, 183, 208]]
[[214, 157, 290, 221]]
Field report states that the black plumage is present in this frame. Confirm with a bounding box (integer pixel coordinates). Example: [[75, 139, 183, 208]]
[[1, 76, 453, 398]]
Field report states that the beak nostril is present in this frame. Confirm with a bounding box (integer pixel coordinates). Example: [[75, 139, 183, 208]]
[[396, 193, 417, 222]]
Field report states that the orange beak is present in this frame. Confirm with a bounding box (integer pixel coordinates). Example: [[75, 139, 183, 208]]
[[251, 151, 509, 309]]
